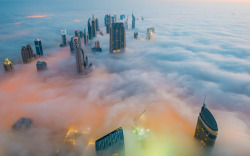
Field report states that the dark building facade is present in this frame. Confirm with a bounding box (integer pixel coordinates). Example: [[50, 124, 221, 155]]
[[88, 18, 92, 40], [120, 15, 125, 21], [92, 41, 102, 52], [70, 37, 81, 54], [75, 30, 80, 37], [21, 45, 34, 64], [61, 30, 67, 46], [132, 14, 135, 29], [34, 38, 43, 56], [83, 27, 89, 44], [36, 61, 48, 71], [95, 127, 125, 156], [134, 32, 138, 39], [3, 58, 13, 72], [110, 22, 126, 53], [92, 16, 97, 38], [106, 15, 112, 34], [75, 44, 84, 73], [96, 18, 100, 31], [12, 117, 32, 131], [194, 102, 218, 149]]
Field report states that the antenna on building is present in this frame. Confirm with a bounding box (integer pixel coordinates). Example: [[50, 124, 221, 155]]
[[203, 95, 206, 107]]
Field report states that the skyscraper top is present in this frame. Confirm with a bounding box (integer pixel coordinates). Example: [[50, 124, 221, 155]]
[[200, 103, 218, 131], [61, 30, 67, 35], [35, 38, 41, 41]]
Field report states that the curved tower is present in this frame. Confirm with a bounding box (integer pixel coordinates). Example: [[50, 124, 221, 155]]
[[194, 100, 218, 149]]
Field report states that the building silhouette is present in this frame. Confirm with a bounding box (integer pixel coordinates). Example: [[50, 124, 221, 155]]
[[70, 37, 81, 54], [92, 15, 97, 38], [120, 15, 125, 21], [124, 18, 128, 30], [134, 32, 138, 39], [60, 30, 67, 47], [146, 27, 155, 40], [92, 41, 102, 52], [83, 27, 89, 44], [12, 117, 32, 131], [106, 14, 112, 34], [95, 127, 125, 156], [3, 58, 13, 72], [75, 44, 84, 73], [34, 38, 43, 56], [36, 61, 48, 72], [88, 18, 92, 40], [104, 14, 109, 26], [75, 30, 80, 37], [110, 22, 126, 53], [96, 18, 100, 31], [132, 13, 135, 29], [21, 45, 34, 64], [194, 100, 218, 149]]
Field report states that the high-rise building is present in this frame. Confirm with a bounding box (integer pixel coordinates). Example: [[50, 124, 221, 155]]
[[96, 18, 100, 31], [3, 58, 13, 72], [21, 45, 34, 64], [104, 14, 109, 26], [124, 18, 128, 30], [12, 117, 32, 131], [83, 27, 89, 44], [75, 44, 84, 73], [106, 15, 112, 34], [120, 15, 125, 21], [70, 37, 81, 54], [132, 13, 136, 29], [92, 15, 97, 38], [92, 41, 102, 52], [146, 27, 155, 40], [60, 30, 67, 47], [36, 61, 48, 72], [110, 22, 126, 53], [194, 100, 218, 149], [34, 38, 43, 56], [134, 32, 138, 39], [88, 18, 92, 40], [75, 30, 80, 37], [95, 127, 125, 156]]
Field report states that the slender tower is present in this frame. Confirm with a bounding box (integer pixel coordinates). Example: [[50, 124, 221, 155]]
[[92, 15, 97, 37], [194, 98, 218, 149], [132, 13, 135, 29], [88, 18, 92, 40], [34, 38, 43, 56]]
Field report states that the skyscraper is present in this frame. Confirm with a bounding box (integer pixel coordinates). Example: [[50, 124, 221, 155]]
[[146, 27, 155, 40], [61, 30, 67, 46], [34, 38, 43, 56], [194, 100, 218, 149], [3, 58, 13, 72], [75, 30, 80, 37], [75, 44, 84, 73], [104, 14, 109, 26], [88, 18, 92, 40], [95, 127, 125, 156], [120, 15, 125, 21], [21, 45, 34, 64], [110, 22, 126, 53], [124, 18, 128, 30], [132, 13, 135, 29], [96, 18, 100, 31], [70, 37, 81, 54], [12, 117, 32, 131], [92, 41, 102, 52], [106, 14, 112, 34], [36, 61, 48, 71], [134, 32, 138, 39], [83, 27, 89, 44], [92, 15, 97, 38]]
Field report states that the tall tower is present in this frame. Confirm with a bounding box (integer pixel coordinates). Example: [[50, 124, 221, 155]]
[[70, 37, 81, 54], [106, 14, 112, 34], [96, 18, 99, 31], [3, 58, 14, 72], [132, 13, 135, 29], [88, 18, 92, 40], [92, 15, 97, 37], [61, 30, 67, 46], [21, 45, 34, 64], [83, 27, 89, 44], [75, 44, 84, 73], [110, 22, 126, 53], [34, 38, 43, 56], [75, 30, 80, 37], [194, 99, 218, 149]]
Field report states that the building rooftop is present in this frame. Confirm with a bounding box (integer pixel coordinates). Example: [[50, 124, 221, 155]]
[[200, 104, 218, 131], [12, 117, 32, 130]]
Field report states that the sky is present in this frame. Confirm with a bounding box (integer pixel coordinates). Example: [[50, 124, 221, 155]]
[[0, 0, 250, 156]]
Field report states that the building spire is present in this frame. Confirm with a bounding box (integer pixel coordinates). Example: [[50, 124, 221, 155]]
[[203, 95, 206, 107]]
